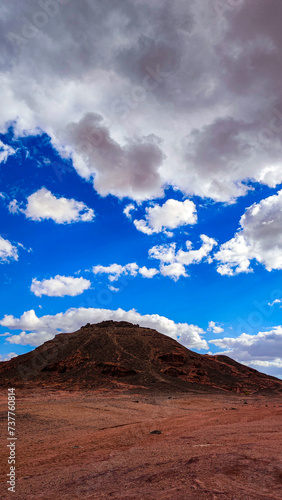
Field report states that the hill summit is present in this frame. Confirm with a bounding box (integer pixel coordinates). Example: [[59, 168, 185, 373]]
[[1, 320, 281, 393]]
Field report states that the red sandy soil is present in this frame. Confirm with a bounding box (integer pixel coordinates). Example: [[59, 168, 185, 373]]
[[0, 389, 282, 499]]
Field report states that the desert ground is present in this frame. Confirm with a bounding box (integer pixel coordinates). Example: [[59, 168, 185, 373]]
[[0, 389, 282, 500]]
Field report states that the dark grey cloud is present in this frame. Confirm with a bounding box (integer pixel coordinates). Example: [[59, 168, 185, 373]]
[[1, 0, 282, 200], [66, 113, 164, 199]]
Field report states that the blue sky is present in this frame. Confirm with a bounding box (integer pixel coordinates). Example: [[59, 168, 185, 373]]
[[0, 0, 282, 379]]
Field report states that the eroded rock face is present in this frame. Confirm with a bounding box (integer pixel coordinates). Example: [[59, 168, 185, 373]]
[[158, 352, 187, 366], [0, 321, 282, 394]]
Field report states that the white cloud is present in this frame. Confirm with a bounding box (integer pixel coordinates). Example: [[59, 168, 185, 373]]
[[2, 1, 282, 202], [92, 244, 214, 282], [215, 233, 253, 276], [268, 298, 282, 307], [211, 326, 282, 379], [92, 263, 139, 282], [208, 321, 224, 334], [133, 219, 155, 236], [0, 140, 15, 163], [243, 358, 282, 379], [18, 242, 32, 254], [1, 309, 42, 331], [133, 199, 197, 235], [8, 199, 21, 214], [139, 266, 159, 278], [30, 275, 91, 297], [245, 358, 282, 368], [149, 235, 217, 279], [123, 203, 136, 219], [108, 285, 119, 292], [149, 243, 177, 264], [19, 188, 95, 224], [0, 307, 208, 351], [177, 235, 217, 266], [0, 235, 18, 263], [211, 328, 282, 355], [0, 352, 17, 362], [93, 262, 159, 281], [160, 262, 187, 281], [215, 190, 282, 275], [164, 230, 174, 238]]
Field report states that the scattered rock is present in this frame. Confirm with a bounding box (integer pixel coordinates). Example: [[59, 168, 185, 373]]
[[150, 430, 162, 435]]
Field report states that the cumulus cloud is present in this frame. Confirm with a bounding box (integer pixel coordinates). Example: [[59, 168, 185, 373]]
[[93, 257, 196, 281], [1, 1, 282, 201], [208, 321, 224, 334], [177, 116, 282, 202], [0, 140, 15, 163], [20, 187, 94, 224], [30, 275, 91, 297], [149, 235, 217, 279], [176, 235, 217, 266], [133, 199, 197, 235], [215, 234, 252, 276], [1, 309, 42, 331], [92, 263, 159, 281], [66, 113, 164, 200], [215, 190, 282, 275], [0, 235, 18, 263], [0, 307, 208, 350], [160, 262, 187, 281], [139, 266, 159, 278], [149, 243, 177, 264], [92, 263, 139, 282], [211, 327, 282, 379]]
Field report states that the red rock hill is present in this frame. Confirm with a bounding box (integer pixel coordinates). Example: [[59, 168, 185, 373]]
[[0, 320, 281, 394]]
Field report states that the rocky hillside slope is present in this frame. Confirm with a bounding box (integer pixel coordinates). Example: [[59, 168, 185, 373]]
[[0, 320, 281, 394]]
